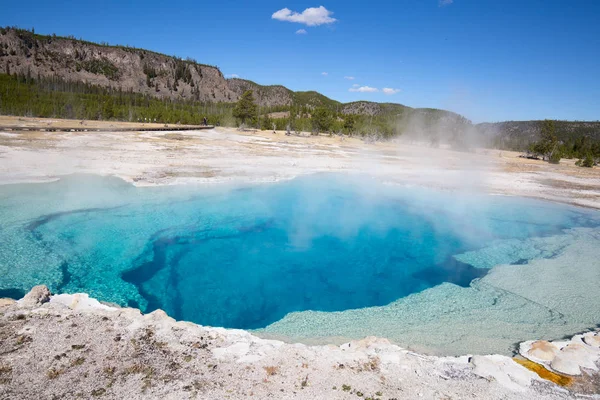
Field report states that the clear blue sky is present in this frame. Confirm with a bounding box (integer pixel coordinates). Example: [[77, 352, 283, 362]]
[[2, 0, 599, 123]]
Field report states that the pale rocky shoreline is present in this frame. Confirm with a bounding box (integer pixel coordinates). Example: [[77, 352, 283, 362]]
[[0, 286, 598, 399]]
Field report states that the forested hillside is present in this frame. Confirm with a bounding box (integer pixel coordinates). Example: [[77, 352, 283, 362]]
[[1, 26, 599, 155]]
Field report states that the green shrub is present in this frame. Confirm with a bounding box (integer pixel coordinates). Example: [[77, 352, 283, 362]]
[[548, 151, 561, 164], [576, 154, 594, 167]]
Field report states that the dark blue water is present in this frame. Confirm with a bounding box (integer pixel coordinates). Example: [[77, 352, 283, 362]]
[[0, 174, 598, 330]]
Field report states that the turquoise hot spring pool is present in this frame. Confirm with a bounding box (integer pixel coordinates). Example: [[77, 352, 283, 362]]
[[1, 174, 599, 355]]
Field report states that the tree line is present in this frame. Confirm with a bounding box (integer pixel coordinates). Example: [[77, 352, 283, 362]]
[[1, 72, 250, 126], [1, 70, 598, 166], [526, 120, 600, 167], [0, 70, 463, 141]]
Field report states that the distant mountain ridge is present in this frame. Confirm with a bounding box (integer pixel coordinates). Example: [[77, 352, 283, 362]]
[[0, 27, 456, 117]]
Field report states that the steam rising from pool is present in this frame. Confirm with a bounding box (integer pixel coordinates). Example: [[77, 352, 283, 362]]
[[0, 174, 599, 355]]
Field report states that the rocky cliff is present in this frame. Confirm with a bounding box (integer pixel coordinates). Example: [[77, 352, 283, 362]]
[[0, 28, 240, 104], [0, 28, 410, 112]]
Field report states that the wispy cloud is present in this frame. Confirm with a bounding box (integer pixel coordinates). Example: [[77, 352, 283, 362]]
[[439, 0, 453, 6], [321, 72, 328, 76], [352, 84, 360, 87], [296, 29, 307, 35], [344, 76, 355, 80], [226, 74, 240, 78], [349, 86, 379, 93], [382, 88, 401, 95], [272, 6, 337, 26]]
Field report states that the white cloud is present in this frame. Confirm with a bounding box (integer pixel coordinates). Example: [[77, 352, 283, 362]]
[[226, 74, 240, 78], [352, 84, 360, 87], [272, 6, 337, 26], [439, 0, 453, 6], [349, 86, 379, 93], [344, 76, 355, 80], [321, 72, 328, 76], [296, 29, 307, 34], [382, 88, 401, 95]]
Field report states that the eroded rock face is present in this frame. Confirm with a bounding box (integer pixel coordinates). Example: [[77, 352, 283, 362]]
[[18, 285, 51, 307]]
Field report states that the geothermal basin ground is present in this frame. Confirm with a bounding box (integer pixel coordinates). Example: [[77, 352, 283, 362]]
[[0, 116, 600, 399]]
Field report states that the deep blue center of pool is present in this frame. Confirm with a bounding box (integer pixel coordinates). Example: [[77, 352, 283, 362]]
[[0, 174, 597, 330]]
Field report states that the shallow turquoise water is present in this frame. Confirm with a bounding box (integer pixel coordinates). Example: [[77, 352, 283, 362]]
[[0, 174, 599, 344]]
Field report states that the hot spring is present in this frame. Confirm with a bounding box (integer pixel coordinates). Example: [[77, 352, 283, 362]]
[[1, 174, 599, 355]]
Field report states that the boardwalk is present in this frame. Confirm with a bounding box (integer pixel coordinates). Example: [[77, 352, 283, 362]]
[[0, 124, 215, 132]]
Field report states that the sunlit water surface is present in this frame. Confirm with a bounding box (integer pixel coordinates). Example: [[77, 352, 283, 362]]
[[1, 174, 599, 355]]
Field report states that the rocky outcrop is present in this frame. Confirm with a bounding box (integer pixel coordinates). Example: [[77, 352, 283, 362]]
[[0, 28, 240, 104], [18, 284, 51, 307], [227, 78, 293, 107], [0, 28, 306, 109], [0, 286, 598, 399], [341, 102, 389, 116], [521, 333, 600, 376]]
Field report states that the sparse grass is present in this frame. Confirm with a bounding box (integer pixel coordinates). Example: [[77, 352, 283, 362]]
[[124, 364, 153, 376], [264, 366, 279, 376], [142, 378, 152, 392], [123, 364, 155, 392], [0, 365, 12, 374], [16, 334, 31, 345], [91, 388, 106, 397], [143, 328, 155, 338], [47, 367, 64, 379], [71, 344, 85, 350], [0, 364, 12, 383], [103, 366, 116, 375], [184, 355, 192, 362], [342, 384, 352, 392], [301, 375, 309, 388], [71, 357, 85, 367], [362, 357, 381, 372]]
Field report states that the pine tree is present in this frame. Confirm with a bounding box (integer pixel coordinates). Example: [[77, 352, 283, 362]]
[[540, 120, 560, 162], [311, 107, 333, 134], [233, 90, 257, 125]]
